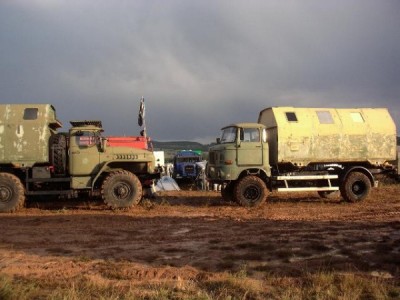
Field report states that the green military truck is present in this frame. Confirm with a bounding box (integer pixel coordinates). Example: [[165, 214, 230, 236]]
[[207, 107, 399, 206], [0, 104, 159, 212]]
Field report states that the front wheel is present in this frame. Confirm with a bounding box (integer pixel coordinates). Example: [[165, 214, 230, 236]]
[[0, 173, 25, 213], [340, 172, 371, 203], [102, 171, 143, 209], [234, 176, 267, 207]]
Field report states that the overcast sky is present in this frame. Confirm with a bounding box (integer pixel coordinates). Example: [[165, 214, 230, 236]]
[[1, 0, 399, 143]]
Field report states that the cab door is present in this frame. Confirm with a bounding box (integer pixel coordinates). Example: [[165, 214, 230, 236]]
[[237, 127, 263, 166], [69, 130, 101, 176]]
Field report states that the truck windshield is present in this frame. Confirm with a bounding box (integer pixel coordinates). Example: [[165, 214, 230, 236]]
[[220, 127, 237, 143], [176, 157, 200, 163]]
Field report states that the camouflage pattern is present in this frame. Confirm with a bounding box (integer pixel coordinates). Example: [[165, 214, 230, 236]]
[[0, 104, 62, 166]]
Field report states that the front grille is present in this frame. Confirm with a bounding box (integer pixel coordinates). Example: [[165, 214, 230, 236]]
[[185, 165, 195, 173]]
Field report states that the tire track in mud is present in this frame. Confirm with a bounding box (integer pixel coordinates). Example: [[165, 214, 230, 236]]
[[0, 214, 399, 277]]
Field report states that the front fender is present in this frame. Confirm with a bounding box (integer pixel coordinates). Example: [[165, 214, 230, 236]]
[[238, 168, 269, 181], [91, 163, 122, 189]]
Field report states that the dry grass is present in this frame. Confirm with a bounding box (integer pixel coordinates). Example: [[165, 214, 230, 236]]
[[1, 269, 399, 300]]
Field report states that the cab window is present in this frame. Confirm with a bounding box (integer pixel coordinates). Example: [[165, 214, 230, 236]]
[[23, 108, 38, 120], [240, 128, 260, 142], [285, 112, 298, 122], [220, 127, 237, 143], [76, 131, 99, 147]]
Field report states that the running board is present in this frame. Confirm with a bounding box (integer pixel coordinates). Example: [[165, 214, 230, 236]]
[[276, 175, 338, 180], [277, 187, 339, 192], [275, 174, 339, 192]]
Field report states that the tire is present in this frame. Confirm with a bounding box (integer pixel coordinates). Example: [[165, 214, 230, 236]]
[[340, 172, 371, 203], [221, 182, 235, 202], [51, 134, 67, 176], [318, 190, 340, 199], [101, 171, 143, 209], [0, 173, 25, 213], [234, 176, 267, 207]]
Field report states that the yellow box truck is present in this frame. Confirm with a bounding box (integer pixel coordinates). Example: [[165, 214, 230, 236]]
[[207, 107, 398, 206]]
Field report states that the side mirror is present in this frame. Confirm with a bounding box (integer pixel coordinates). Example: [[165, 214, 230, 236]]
[[216, 138, 221, 144], [100, 137, 107, 152]]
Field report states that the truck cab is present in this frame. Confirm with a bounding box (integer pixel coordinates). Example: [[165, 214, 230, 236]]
[[173, 150, 202, 180], [208, 123, 271, 183]]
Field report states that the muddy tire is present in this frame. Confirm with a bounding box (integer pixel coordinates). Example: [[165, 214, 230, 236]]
[[234, 176, 267, 207], [0, 173, 25, 213], [51, 134, 67, 176], [340, 172, 371, 202], [221, 182, 235, 202], [102, 171, 142, 209], [318, 190, 340, 199]]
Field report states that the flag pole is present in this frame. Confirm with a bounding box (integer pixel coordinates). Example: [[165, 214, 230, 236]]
[[138, 96, 146, 138], [143, 96, 146, 138]]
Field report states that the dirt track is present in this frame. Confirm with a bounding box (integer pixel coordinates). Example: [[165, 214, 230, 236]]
[[0, 185, 399, 287]]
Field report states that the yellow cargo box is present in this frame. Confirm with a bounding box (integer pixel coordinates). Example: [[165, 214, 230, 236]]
[[258, 107, 397, 167]]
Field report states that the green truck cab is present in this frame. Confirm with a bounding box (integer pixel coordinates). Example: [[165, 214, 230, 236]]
[[207, 122, 271, 180], [0, 104, 158, 212], [207, 107, 399, 207]]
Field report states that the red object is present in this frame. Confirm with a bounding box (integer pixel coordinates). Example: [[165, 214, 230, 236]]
[[107, 136, 148, 149]]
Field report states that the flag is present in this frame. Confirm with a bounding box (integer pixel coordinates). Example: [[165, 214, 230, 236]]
[[138, 97, 145, 127]]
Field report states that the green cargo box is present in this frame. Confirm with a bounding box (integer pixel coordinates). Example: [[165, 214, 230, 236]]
[[0, 104, 62, 167]]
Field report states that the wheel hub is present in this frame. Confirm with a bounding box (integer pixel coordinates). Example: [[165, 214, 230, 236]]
[[244, 185, 260, 201], [352, 181, 365, 195], [0, 186, 12, 202], [114, 184, 130, 199]]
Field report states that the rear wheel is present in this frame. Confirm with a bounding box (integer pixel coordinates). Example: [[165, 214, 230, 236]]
[[340, 172, 371, 202], [102, 171, 142, 209], [234, 176, 267, 207], [0, 173, 25, 213]]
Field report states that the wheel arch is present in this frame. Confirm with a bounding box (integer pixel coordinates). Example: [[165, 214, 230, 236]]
[[238, 168, 268, 178], [341, 166, 375, 186], [238, 168, 270, 185]]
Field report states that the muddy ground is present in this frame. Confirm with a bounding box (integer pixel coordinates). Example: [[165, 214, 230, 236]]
[[0, 185, 399, 290]]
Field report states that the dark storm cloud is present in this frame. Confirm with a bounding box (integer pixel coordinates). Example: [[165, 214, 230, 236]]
[[1, 0, 399, 142]]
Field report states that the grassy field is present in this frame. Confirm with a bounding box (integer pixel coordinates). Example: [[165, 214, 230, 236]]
[[1, 268, 399, 300]]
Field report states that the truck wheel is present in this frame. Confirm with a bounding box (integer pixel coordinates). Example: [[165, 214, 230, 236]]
[[234, 176, 267, 207], [340, 172, 371, 202], [0, 173, 25, 213], [221, 182, 235, 202], [102, 171, 143, 209], [51, 134, 67, 176]]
